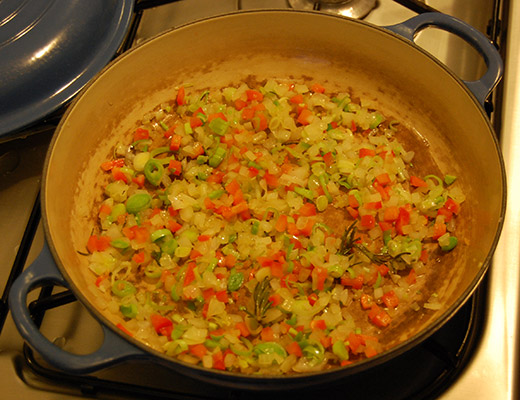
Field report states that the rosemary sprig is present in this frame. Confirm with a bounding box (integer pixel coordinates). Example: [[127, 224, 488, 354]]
[[253, 277, 273, 321], [243, 277, 273, 323], [339, 221, 358, 255], [339, 221, 410, 270]]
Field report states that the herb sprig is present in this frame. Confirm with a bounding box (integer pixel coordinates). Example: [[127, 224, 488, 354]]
[[243, 277, 273, 323], [339, 221, 410, 270]]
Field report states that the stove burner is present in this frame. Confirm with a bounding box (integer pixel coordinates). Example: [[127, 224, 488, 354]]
[[288, 0, 377, 19]]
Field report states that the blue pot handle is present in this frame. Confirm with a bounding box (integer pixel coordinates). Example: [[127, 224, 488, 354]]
[[8, 242, 148, 374], [384, 12, 503, 106]]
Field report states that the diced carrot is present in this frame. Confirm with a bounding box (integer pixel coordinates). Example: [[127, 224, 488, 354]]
[[132, 174, 145, 188], [299, 202, 317, 216], [264, 172, 279, 188], [275, 214, 288, 232], [224, 254, 237, 268], [190, 116, 203, 128], [234, 98, 247, 110], [248, 166, 260, 177], [189, 344, 208, 359], [432, 219, 447, 240], [98, 203, 111, 216], [307, 292, 318, 306], [207, 170, 224, 184], [341, 274, 364, 289], [364, 201, 382, 210], [241, 107, 256, 120], [261, 326, 275, 342], [133, 226, 150, 244], [122, 226, 135, 240], [297, 108, 313, 125], [212, 350, 226, 370], [359, 148, 375, 158], [204, 197, 216, 210], [95, 274, 108, 287], [410, 175, 428, 188], [202, 288, 215, 301], [86, 235, 111, 252], [311, 266, 328, 291], [320, 335, 332, 349], [170, 134, 182, 151], [101, 158, 125, 171], [176, 86, 185, 105], [132, 251, 145, 264], [376, 263, 389, 276], [215, 290, 229, 303], [290, 94, 304, 104], [191, 142, 205, 158], [419, 249, 428, 263], [360, 214, 376, 229], [225, 179, 240, 195], [437, 206, 454, 222], [112, 167, 128, 183], [133, 127, 149, 142], [285, 341, 303, 357], [348, 332, 364, 353], [310, 319, 327, 330], [190, 249, 203, 260], [231, 201, 249, 215], [360, 294, 373, 310], [198, 234, 210, 242], [375, 173, 391, 186], [246, 89, 263, 102], [168, 159, 182, 176], [406, 268, 417, 285], [382, 290, 399, 308], [150, 314, 173, 337], [323, 151, 334, 167], [348, 194, 360, 208], [183, 262, 196, 286], [383, 206, 399, 222], [368, 305, 391, 328], [346, 206, 359, 219], [378, 221, 393, 232], [235, 321, 250, 337], [268, 293, 282, 307], [253, 103, 266, 112], [444, 198, 461, 214], [268, 261, 284, 278], [299, 217, 316, 237], [364, 346, 378, 358], [168, 220, 183, 233], [252, 112, 268, 132], [286, 221, 299, 236], [208, 112, 228, 123], [311, 83, 325, 93], [395, 207, 411, 235]]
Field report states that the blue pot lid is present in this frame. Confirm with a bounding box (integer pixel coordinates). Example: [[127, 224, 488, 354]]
[[0, 0, 134, 139]]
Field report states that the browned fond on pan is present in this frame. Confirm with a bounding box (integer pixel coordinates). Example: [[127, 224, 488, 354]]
[[42, 11, 503, 371]]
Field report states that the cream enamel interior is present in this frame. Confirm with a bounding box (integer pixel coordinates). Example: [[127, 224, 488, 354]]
[[42, 11, 504, 370]]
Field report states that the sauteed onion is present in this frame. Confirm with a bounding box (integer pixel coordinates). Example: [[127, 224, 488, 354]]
[[85, 79, 464, 374]]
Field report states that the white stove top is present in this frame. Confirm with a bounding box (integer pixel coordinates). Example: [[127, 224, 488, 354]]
[[1, 1, 517, 399]]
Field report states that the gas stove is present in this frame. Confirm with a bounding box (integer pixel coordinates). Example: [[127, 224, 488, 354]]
[[1, 1, 518, 399]]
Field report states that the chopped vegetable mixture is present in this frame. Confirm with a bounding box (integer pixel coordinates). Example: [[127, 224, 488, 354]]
[[86, 79, 465, 374]]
